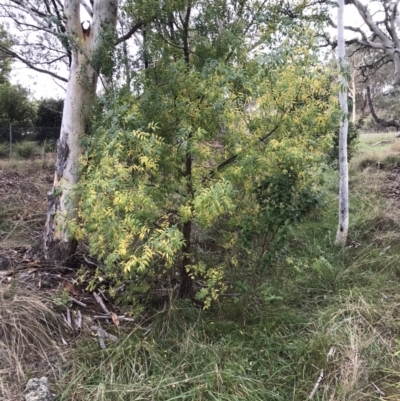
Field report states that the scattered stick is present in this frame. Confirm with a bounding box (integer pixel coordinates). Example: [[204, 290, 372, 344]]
[[82, 254, 102, 268], [69, 297, 87, 308], [0, 270, 13, 278], [308, 347, 335, 399], [93, 291, 110, 314], [372, 382, 385, 397], [98, 288, 108, 301], [74, 310, 82, 330], [91, 325, 118, 349], [308, 369, 324, 399], [63, 308, 72, 328], [93, 314, 135, 322], [371, 140, 393, 147]]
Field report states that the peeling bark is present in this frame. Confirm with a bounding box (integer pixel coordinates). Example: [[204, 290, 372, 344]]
[[335, 0, 349, 246], [56, 132, 70, 180], [41, 0, 118, 263]]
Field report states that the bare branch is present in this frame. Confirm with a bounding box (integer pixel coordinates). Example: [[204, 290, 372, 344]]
[[116, 21, 143, 44], [391, 1, 400, 48], [0, 43, 68, 82], [328, 16, 385, 50], [366, 86, 400, 130], [80, 0, 93, 18], [348, 0, 391, 44]]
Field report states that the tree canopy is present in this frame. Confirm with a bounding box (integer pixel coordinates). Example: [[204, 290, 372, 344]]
[[0, 83, 36, 128], [75, 0, 338, 304]]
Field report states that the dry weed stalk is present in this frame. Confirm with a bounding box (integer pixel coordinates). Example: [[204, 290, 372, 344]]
[[0, 283, 68, 401]]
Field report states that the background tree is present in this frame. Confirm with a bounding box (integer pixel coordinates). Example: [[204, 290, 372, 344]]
[[35, 98, 63, 142], [0, 24, 12, 84], [0, 83, 36, 128], [335, 0, 349, 246], [328, 0, 400, 131]]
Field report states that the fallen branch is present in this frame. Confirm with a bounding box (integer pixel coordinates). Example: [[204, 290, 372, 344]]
[[63, 308, 72, 328], [308, 346, 335, 399], [91, 325, 118, 349], [69, 297, 87, 308], [93, 314, 135, 322], [74, 310, 82, 330], [93, 291, 110, 314], [308, 369, 324, 399], [372, 382, 385, 397], [371, 140, 393, 147]]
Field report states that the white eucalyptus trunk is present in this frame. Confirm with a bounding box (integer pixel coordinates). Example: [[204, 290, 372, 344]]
[[42, 0, 117, 262], [335, 0, 349, 246]]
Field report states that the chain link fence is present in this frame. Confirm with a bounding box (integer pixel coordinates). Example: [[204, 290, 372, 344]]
[[0, 126, 59, 159]]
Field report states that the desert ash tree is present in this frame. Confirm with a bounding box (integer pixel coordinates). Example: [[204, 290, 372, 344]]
[[41, 0, 117, 262], [335, 0, 349, 246], [77, 0, 338, 304]]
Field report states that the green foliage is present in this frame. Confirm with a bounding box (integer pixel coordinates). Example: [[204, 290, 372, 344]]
[[52, 289, 71, 307], [79, 1, 337, 306], [0, 142, 9, 158], [0, 83, 36, 128], [14, 141, 37, 158], [42, 139, 57, 153], [35, 98, 63, 142], [0, 25, 12, 84], [326, 121, 359, 168]]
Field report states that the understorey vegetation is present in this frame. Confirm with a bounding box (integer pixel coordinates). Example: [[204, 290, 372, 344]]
[[4, 0, 400, 400], [78, 5, 338, 307]]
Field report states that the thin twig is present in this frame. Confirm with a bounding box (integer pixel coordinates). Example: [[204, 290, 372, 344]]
[[74, 310, 82, 330], [91, 325, 118, 349], [93, 314, 135, 322], [372, 382, 385, 397], [308, 370, 324, 399], [69, 297, 87, 308], [93, 291, 110, 314]]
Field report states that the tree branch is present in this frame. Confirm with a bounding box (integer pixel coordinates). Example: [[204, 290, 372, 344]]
[[116, 21, 143, 44], [348, 0, 391, 44], [0, 43, 68, 82], [80, 0, 93, 18], [366, 85, 400, 130], [390, 1, 400, 48]]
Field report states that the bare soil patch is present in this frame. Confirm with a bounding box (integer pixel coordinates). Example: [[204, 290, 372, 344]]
[[0, 158, 139, 400]]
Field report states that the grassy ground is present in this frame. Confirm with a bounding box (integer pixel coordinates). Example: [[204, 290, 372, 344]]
[[0, 153, 63, 401], [58, 136, 400, 400], [2, 137, 400, 400]]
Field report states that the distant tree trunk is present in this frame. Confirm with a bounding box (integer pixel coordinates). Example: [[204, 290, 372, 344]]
[[41, 0, 117, 263], [335, 0, 349, 246]]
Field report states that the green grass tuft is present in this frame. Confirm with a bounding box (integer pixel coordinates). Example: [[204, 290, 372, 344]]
[[14, 141, 39, 158]]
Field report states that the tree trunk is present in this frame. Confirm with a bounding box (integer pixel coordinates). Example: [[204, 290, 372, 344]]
[[179, 220, 193, 298], [335, 0, 349, 246], [41, 0, 117, 263]]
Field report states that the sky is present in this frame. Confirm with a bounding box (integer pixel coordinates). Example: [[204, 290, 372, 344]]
[[7, 3, 372, 100], [8, 4, 89, 100], [10, 64, 67, 100]]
